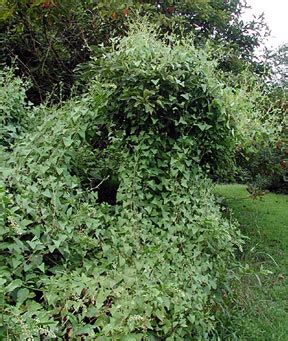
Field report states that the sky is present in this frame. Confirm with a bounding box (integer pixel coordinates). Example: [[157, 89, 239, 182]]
[[243, 0, 288, 49]]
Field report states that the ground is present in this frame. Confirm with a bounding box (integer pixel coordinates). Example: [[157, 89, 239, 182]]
[[215, 184, 288, 340]]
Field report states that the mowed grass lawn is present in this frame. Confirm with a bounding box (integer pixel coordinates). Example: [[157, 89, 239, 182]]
[[215, 184, 288, 341]]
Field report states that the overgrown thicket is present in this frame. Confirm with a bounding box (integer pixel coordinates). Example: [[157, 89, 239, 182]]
[[0, 0, 269, 103], [0, 23, 265, 339]]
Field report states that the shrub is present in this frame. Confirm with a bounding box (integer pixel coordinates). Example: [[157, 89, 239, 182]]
[[236, 137, 288, 194], [234, 83, 287, 194], [0, 26, 246, 339], [0, 67, 29, 148], [81, 23, 260, 179]]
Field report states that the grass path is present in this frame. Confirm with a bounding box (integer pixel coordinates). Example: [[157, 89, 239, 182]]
[[215, 184, 288, 340]]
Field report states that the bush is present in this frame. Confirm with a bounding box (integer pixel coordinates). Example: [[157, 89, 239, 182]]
[[0, 27, 246, 339], [0, 67, 29, 148], [81, 23, 258, 179], [234, 85, 288, 194], [236, 138, 288, 194]]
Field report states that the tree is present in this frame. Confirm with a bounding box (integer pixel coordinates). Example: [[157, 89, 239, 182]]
[[0, 0, 269, 103]]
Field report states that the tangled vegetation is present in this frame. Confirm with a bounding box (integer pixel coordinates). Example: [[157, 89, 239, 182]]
[[0, 0, 269, 103], [0, 21, 284, 339]]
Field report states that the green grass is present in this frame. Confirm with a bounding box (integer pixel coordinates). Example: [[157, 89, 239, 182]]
[[215, 184, 288, 341]]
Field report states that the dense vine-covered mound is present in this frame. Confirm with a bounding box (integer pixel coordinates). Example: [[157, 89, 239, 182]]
[[0, 26, 249, 339]]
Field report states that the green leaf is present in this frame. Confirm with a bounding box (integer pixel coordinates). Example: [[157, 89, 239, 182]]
[[42, 189, 52, 198], [0, 277, 7, 286], [151, 79, 159, 85], [6, 279, 22, 292], [196, 123, 212, 131], [38, 263, 45, 273], [63, 136, 73, 147], [17, 288, 30, 304], [181, 93, 189, 100]]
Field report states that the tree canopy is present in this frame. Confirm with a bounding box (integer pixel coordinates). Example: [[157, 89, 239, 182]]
[[0, 0, 269, 102]]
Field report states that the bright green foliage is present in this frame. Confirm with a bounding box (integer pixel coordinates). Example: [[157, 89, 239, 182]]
[[215, 184, 288, 340], [1, 129, 242, 338], [82, 24, 257, 178], [0, 67, 29, 148], [0, 28, 248, 339]]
